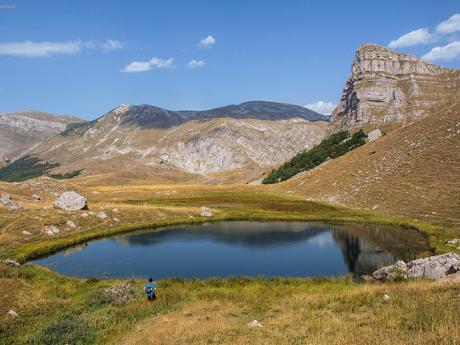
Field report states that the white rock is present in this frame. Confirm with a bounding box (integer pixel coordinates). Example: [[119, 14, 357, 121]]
[[22, 230, 32, 236], [368, 129, 382, 142], [447, 239, 460, 246], [248, 320, 263, 328], [81, 213, 88, 218], [113, 217, 120, 222], [32, 194, 41, 201], [200, 206, 213, 217], [97, 211, 108, 219], [112, 208, 119, 213], [407, 253, 460, 280], [66, 220, 76, 228], [7, 310, 19, 317], [44, 226, 60, 236], [383, 294, 390, 301], [1, 193, 11, 205], [54, 191, 87, 211], [2, 259, 20, 266]]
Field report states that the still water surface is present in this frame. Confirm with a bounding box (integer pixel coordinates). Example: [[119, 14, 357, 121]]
[[34, 221, 427, 279]]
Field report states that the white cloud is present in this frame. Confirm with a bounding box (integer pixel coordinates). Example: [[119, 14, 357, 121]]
[[0, 39, 123, 57], [388, 28, 434, 48], [121, 57, 174, 73], [198, 35, 215, 48], [422, 41, 460, 61], [436, 13, 460, 34], [100, 39, 124, 51], [304, 101, 336, 115], [186, 59, 205, 69]]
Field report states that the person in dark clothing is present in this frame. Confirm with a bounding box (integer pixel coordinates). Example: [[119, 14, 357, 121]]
[[144, 277, 157, 302]]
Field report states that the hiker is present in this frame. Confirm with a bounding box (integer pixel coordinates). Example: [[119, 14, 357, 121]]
[[144, 277, 157, 302]]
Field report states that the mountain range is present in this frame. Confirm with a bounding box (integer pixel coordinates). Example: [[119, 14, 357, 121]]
[[1, 44, 459, 187]]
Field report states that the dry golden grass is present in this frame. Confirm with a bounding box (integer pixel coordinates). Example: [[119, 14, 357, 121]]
[[278, 100, 460, 231], [123, 280, 460, 345]]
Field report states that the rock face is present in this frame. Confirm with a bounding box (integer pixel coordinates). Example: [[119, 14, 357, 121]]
[[0, 110, 83, 165], [372, 253, 460, 281], [331, 44, 460, 130], [54, 191, 88, 211]]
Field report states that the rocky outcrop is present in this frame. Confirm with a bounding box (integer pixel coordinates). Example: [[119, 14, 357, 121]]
[[331, 44, 460, 130], [54, 191, 87, 211], [372, 253, 460, 281], [0, 110, 83, 165]]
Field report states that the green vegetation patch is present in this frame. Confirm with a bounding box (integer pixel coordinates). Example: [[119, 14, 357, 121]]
[[60, 119, 98, 136], [50, 170, 83, 180], [0, 156, 59, 182], [263, 130, 367, 184]]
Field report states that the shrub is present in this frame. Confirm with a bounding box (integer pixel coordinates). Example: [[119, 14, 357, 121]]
[[37, 314, 93, 345], [262, 130, 367, 184]]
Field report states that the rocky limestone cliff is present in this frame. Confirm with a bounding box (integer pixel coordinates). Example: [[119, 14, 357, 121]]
[[0, 110, 83, 165], [331, 44, 460, 130]]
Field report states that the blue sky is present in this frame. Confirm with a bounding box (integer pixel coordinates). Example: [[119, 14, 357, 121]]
[[1, 0, 459, 119]]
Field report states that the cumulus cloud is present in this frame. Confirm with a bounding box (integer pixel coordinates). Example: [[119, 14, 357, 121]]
[[422, 41, 460, 61], [304, 101, 336, 115], [0, 39, 123, 57], [198, 35, 215, 48], [186, 59, 205, 69], [436, 13, 460, 34], [121, 57, 174, 73], [388, 28, 434, 48]]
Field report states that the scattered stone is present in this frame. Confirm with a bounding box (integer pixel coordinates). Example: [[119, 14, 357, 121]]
[[372, 205, 379, 210], [1, 194, 11, 205], [7, 310, 19, 318], [9, 202, 22, 210], [112, 208, 119, 213], [368, 129, 382, 142], [92, 191, 100, 195], [372, 253, 460, 281], [53, 191, 88, 211], [97, 211, 108, 219], [66, 220, 77, 228], [22, 230, 32, 236], [383, 294, 390, 301], [200, 206, 213, 217], [247, 320, 263, 328], [447, 239, 460, 246], [32, 194, 41, 201], [44, 226, 60, 236], [81, 213, 88, 218], [102, 282, 138, 304], [113, 217, 120, 222], [2, 259, 20, 267], [88, 211, 96, 216]]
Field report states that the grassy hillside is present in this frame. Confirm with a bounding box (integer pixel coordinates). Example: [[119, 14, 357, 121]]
[[1, 264, 459, 345], [263, 130, 367, 184], [278, 99, 460, 230]]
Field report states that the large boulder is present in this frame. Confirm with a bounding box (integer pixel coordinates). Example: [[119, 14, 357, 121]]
[[407, 253, 460, 280], [367, 129, 382, 142], [372, 253, 460, 281], [200, 206, 213, 217], [372, 260, 408, 281], [54, 191, 87, 211]]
